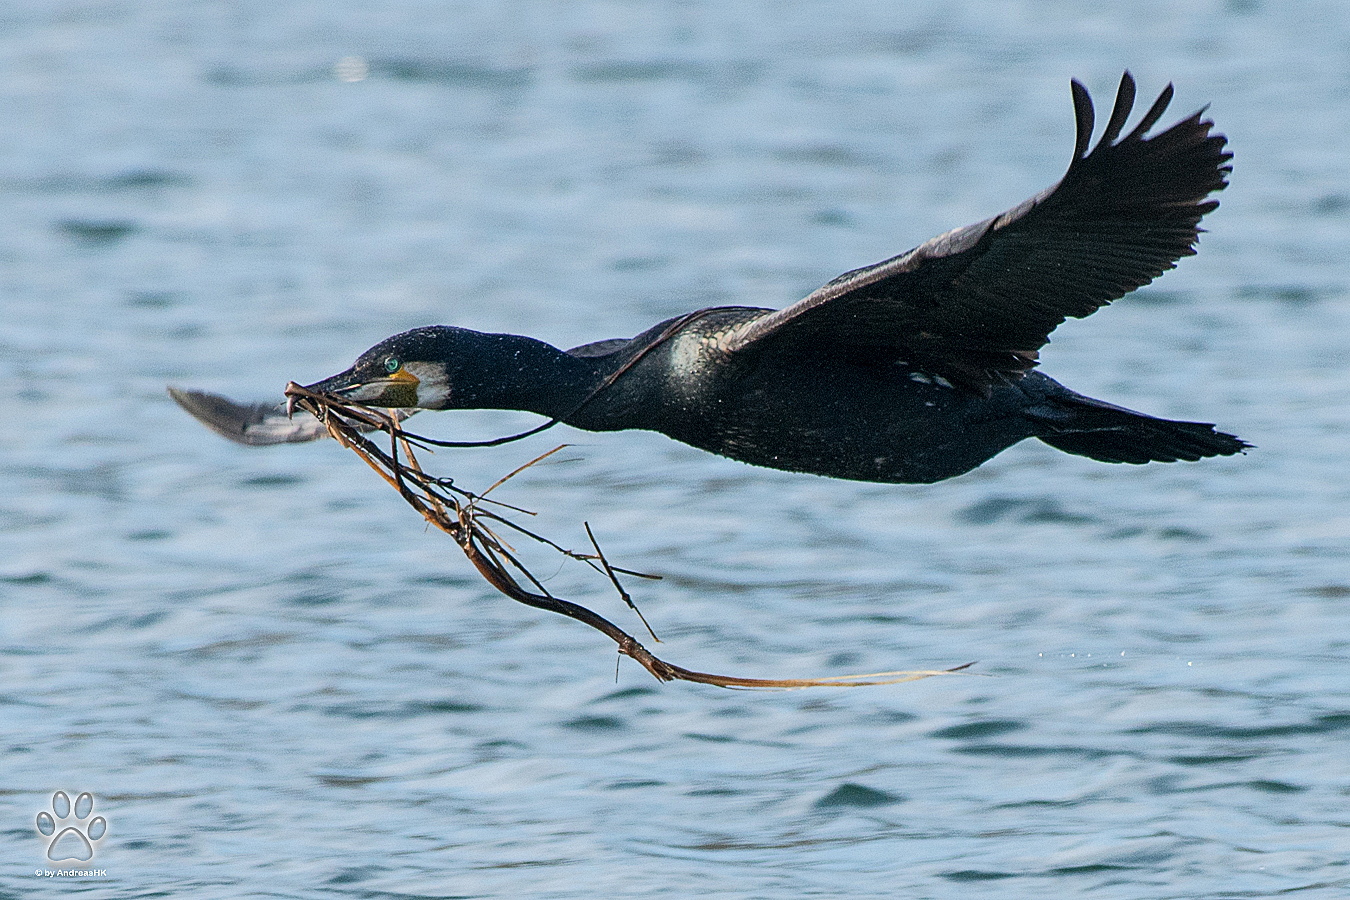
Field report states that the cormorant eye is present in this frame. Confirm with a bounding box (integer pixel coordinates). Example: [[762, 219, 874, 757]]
[[384, 357, 401, 374]]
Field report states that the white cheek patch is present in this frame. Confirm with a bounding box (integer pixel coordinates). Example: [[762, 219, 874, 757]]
[[405, 361, 450, 407]]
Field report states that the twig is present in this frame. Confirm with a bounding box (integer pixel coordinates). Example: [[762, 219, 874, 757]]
[[282, 382, 971, 689], [585, 521, 659, 642]]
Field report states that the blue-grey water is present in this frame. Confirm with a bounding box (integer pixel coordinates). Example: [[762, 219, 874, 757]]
[[3, 2, 1349, 897]]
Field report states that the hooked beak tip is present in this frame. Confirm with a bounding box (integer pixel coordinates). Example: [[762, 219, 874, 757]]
[[283, 381, 309, 419]]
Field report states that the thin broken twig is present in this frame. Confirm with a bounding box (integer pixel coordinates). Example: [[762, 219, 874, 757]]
[[283, 381, 970, 689]]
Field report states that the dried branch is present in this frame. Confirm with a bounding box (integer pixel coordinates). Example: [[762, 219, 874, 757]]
[[282, 382, 971, 689]]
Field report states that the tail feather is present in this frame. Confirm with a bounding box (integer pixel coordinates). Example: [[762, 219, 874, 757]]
[[1031, 393, 1249, 464]]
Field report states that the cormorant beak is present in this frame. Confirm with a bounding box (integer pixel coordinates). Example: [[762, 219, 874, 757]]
[[293, 366, 421, 414]]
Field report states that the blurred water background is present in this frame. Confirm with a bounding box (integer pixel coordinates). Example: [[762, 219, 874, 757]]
[[2, 1, 1349, 897]]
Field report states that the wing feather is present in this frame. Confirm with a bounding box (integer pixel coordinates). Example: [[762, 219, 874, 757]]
[[565, 337, 632, 358], [724, 72, 1231, 388]]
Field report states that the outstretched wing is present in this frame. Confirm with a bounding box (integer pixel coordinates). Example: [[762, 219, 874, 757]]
[[168, 387, 417, 446], [724, 72, 1231, 389]]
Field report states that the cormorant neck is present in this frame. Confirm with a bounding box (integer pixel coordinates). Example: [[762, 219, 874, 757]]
[[445, 331, 601, 420]]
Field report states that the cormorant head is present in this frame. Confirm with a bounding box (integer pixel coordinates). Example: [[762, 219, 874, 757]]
[[302, 326, 462, 410]]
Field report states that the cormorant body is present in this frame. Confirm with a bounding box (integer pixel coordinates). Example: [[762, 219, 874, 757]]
[[171, 73, 1247, 483]]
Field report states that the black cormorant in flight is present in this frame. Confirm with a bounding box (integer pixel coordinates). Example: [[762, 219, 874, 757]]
[[172, 73, 1246, 484]]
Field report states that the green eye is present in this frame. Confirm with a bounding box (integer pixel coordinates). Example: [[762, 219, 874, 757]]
[[384, 357, 401, 374]]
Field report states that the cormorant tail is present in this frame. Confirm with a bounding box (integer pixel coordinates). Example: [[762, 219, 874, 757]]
[[1031, 393, 1248, 464]]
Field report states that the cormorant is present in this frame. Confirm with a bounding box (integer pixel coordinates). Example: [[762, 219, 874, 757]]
[[172, 72, 1246, 484]]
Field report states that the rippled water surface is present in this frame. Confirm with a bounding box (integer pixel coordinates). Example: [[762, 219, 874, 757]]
[[3, 2, 1349, 897]]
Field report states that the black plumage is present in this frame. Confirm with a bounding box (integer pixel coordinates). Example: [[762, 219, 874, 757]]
[[172, 73, 1246, 484]]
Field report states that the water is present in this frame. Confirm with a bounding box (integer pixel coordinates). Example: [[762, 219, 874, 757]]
[[2, 1, 1348, 897]]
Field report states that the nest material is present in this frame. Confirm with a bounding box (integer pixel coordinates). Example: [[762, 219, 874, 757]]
[[284, 382, 968, 689]]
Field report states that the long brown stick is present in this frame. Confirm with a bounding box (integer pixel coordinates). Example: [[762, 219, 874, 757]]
[[283, 382, 970, 689]]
